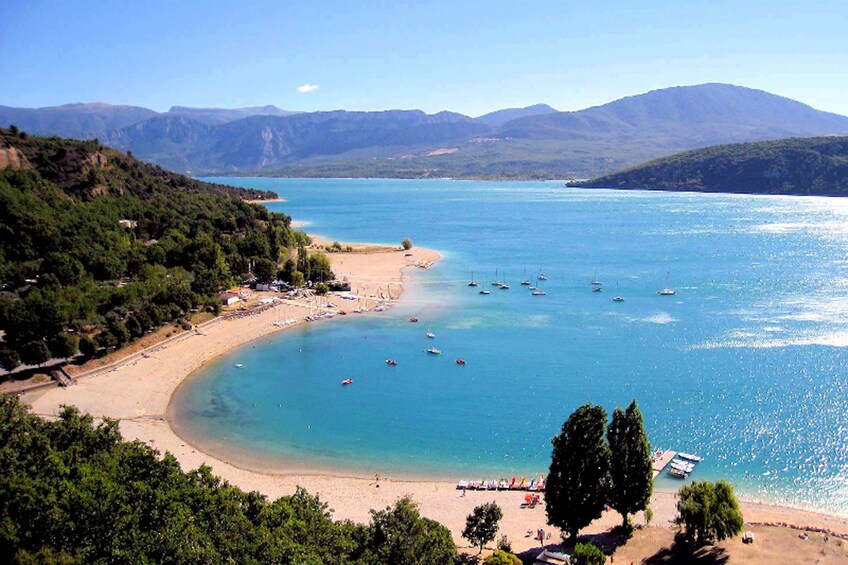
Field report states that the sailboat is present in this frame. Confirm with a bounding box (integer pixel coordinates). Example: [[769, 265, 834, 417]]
[[612, 281, 624, 302], [491, 268, 502, 286], [467, 271, 478, 287], [499, 272, 510, 289], [520, 268, 531, 286], [591, 267, 603, 286], [657, 269, 676, 295]]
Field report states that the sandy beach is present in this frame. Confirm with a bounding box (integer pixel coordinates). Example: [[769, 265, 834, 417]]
[[21, 239, 848, 558]]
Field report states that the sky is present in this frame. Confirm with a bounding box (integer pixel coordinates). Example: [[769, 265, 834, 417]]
[[2, 0, 847, 117]]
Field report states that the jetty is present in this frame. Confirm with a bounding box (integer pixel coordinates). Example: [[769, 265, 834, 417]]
[[651, 449, 677, 479]]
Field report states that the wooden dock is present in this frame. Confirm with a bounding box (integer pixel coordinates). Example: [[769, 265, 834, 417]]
[[651, 450, 677, 479]]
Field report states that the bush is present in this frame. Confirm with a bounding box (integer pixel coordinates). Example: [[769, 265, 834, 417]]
[[496, 534, 512, 553], [572, 542, 606, 565], [314, 282, 329, 295], [483, 549, 521, 565], [401, 238, 413, 250]]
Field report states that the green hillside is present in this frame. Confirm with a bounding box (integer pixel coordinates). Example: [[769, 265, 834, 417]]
[[0, 394, 456, 564], [569, 136, 848, 196], [0, 127, 305, 373]]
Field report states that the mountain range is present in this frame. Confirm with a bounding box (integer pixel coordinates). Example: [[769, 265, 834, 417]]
[[3, 84, 848, 179]]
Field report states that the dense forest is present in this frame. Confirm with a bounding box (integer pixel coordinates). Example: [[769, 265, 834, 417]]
[[0, 127, 331, 372], [0, 394, 457, 564], [570, 136, 848, 196]]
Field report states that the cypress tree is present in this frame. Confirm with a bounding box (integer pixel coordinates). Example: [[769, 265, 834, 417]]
[[545, 403, 610, 543], [608, 400, 653, 528]]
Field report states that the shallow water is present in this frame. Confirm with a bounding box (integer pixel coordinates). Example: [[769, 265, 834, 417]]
[[173, 179, 848, 516]]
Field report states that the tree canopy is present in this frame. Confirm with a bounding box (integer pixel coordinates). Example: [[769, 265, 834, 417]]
[[545, 403, 610, 542], [462, 501, 503, 554], [607, 400, 653, 527], [0, 394, 456, 564], [676, 480, 744, 547]]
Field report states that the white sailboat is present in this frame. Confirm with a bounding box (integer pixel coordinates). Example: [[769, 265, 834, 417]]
[[657, 269, 676, 295]]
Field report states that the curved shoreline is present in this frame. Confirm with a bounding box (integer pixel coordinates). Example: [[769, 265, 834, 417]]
[[20, 239, 848, 552]]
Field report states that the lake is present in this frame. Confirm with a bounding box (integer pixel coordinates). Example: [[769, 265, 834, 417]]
[[171, 178, 848, 517]]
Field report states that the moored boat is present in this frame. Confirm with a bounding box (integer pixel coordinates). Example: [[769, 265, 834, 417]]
[[678, 452, 703, 462], [341, 378, 353, 385], [427, 347, 442, 355], [385, 359, 397, 366], [479, 289, 491, 295], [456, 358, 466, 365]]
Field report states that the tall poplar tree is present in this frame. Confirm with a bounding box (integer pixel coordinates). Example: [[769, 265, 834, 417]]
[[607, 400, 653, 527], [545, 404, 610, 543]]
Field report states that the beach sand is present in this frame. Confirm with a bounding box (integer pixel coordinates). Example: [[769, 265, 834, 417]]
[[21, 239, 848, 558]]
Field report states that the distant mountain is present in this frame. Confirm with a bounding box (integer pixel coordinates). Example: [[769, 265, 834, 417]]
[[6, 84, 848, 178], [569, 136, 848, 196], [0, 103, 158, 140], [112, 109, 489, 173], [475, 104, 557, 127], [166, 105, 300, 124]]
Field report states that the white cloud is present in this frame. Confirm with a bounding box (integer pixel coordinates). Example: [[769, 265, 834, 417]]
[[297, 84, 319, 93]]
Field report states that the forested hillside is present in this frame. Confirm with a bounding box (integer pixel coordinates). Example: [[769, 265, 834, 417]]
[[569, 136, 848, 196], [0, 395, 457, 564], [0, 127, 311, 372]]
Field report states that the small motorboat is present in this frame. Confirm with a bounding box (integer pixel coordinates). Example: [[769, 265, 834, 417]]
[[341, 378, 353, 385], [532, 290, 546, 296], [521, 280, 531, 285], [479, 290, 491, 295], [234, 363, 244, 368], [426, 348, 442, 355], [592, 287, 602, 292], [409, 317, 418, 322], [426, 330, 435, 338], [456, 359, 466, 365], [385, 359, 397, 366], [612, 296, 624, 302], [538, 274, 548, 280], [657, 288, 676, 296], [678, 452, 703, 462], [668, 467, 688, 478]]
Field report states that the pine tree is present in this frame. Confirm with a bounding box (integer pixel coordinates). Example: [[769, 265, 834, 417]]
[[608, 400, 653, 528], [545, 404, 610, 543]]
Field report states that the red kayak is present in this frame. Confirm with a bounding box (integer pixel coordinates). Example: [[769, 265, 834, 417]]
[[456, 359, 466, 365], [385, 359, 397, 366]]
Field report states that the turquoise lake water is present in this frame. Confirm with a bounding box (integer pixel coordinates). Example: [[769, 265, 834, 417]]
[[172, 179, 848, 517]]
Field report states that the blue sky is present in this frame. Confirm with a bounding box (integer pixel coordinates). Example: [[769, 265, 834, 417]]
[[2, 0, 847, 116]]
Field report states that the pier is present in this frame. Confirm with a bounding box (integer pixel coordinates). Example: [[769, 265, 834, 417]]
[[651, 449, 677, 479]]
